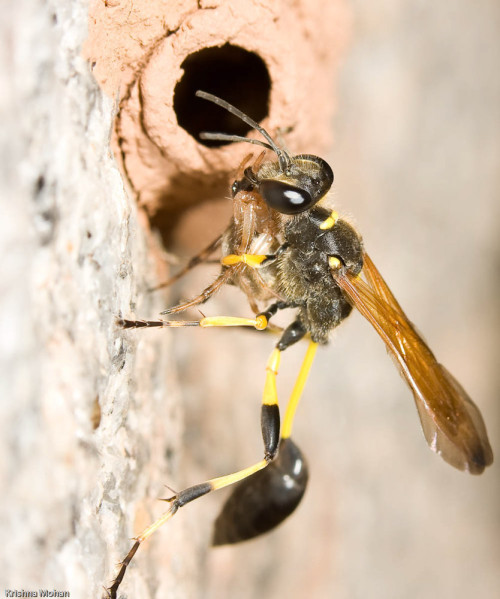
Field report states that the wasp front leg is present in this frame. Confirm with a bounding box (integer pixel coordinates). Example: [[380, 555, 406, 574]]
[[150, 233, 223, 291], [156, 249, 279, 317], [153, 249, 281, 322]]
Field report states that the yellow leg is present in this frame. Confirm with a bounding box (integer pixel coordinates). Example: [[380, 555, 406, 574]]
[[263, 348, 281, 407], [209, 459, 268, 491], [221, 253, 269, 268], [261, 348, 282, 459], [118, 314, 268, 331], [138, 458, 269, 543], [200, 315, 268, 330], [281, 341, 318, 439]]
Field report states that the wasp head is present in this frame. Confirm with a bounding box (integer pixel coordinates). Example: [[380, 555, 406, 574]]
[[248, 153, 334, 215], [196, 91, 334, 214]]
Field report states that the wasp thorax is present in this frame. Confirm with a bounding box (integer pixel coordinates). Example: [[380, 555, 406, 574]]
[[255, 154, 334, 215]]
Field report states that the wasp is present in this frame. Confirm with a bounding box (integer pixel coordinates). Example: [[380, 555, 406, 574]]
[[109, 90, 493, 598]]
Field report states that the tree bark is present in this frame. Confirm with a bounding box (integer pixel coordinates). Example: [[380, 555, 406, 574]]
[[0, 1, 188, 597]]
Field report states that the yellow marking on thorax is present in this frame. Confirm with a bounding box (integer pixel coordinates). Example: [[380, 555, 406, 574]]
[[319, 210, 339, 230], [328, 256, 342, 270]]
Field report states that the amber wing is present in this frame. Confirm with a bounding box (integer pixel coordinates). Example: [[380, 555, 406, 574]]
[[331, 253, 493, 474]]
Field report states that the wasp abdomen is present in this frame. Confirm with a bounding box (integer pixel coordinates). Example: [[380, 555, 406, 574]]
[[212, 438, 308, 545]]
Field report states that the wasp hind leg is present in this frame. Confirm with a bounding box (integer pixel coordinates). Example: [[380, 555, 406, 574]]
[[213, 321, 318, 545], [106, 322, 284, 598], [105, 457, 272, 599]]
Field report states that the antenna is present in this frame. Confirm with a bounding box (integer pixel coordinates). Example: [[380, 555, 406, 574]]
[[195, 91, 291, 173]]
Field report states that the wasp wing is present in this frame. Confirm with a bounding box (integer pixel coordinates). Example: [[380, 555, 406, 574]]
[[332, 253, 493, 474]]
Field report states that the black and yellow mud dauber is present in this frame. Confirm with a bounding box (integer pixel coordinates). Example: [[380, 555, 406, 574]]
[[108, 90, 493, 598]]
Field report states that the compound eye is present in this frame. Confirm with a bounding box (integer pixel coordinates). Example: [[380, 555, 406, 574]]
[[259, 180, 314, 215]]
